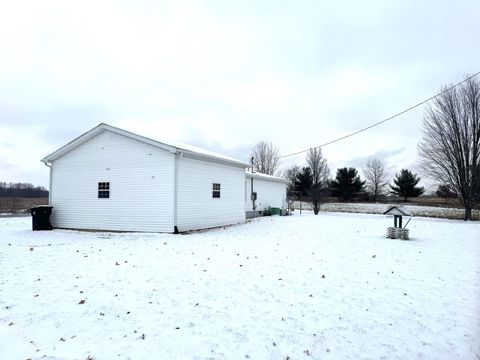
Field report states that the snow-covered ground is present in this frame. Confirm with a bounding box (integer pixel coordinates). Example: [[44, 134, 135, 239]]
[[1, 213, 479, 359]]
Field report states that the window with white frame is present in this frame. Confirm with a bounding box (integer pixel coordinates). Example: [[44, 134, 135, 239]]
[[98, 182, 110, 198], [212, 183, 221, 198]]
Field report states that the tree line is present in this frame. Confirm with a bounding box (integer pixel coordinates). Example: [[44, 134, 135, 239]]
[[251, 141, 426, 215], [0, 182, 49, 198], [250, 75, 479, 220], [286, 153, 426, 214]]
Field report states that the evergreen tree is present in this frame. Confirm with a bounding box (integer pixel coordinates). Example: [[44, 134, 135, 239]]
[[390, 169, 424, 201], [329, 167, 365, 201], [294, 167, 313, 198], [293, 167, 329, 215]]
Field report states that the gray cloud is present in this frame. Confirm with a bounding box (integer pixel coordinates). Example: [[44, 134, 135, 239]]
[[0, 103, 110, 125], [182, 128, 255, 163], [343, 147, 406, 170], [0, 0, 478, 189], [0, 155, 15, 171]]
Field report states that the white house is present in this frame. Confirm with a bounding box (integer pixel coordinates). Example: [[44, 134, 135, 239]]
[[41, 123, 250, 233], [245, 170, 287, 218]]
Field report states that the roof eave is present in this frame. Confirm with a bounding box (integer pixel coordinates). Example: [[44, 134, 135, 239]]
[[383, 206, 413, 216], [246, 172, 287, 183], [181, 150, 250, 168]]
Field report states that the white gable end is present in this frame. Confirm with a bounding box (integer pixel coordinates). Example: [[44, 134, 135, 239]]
[[50, 130, 175, 232]]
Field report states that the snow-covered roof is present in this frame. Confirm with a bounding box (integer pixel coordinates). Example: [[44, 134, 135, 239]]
[[172, 141, 248, 166], [41, 123, 250, 168], [245, 170, 287, 183], [383, 206, 413, 216]]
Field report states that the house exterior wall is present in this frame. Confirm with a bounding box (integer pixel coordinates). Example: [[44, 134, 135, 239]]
[[176, 156, 246, 231], [50, 130, 175, 232], [245, 177, 287, 212]]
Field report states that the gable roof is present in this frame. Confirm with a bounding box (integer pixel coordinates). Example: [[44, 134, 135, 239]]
[[246, 170, 287, 184], [41, 123, 250, 168], [383, 206, 413, 216]]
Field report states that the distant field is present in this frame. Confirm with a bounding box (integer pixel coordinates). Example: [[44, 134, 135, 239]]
[[400, 196, 467, 209], [0, 197, 48, 214], [293, 201, 479, 221]]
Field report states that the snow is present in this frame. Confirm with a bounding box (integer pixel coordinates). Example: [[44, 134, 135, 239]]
[[246, 170, 287, 183], [1, 213, 479, 359], [383, 206, 413, 216], [124, 124, 249, 166], [173, 141, 249, 167]]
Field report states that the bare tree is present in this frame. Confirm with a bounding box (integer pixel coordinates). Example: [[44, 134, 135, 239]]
[[251, 141, 280, 175], [418, 75, 480, 220], [282, 165, 301, 196], [362, 158, 389, 201], [307, 147, 330, 185], [304, 148, 330, 214], [435, 184, 457, 203]]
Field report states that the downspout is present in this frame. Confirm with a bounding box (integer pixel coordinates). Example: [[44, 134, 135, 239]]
[[42, 161, 52, 205], [173, 151, 182, 234]]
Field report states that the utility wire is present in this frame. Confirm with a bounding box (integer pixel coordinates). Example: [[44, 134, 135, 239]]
[[279, 71, 480, 159]]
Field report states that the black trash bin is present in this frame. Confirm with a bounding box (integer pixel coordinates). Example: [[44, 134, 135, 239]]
[[30, 206, 53, 231]]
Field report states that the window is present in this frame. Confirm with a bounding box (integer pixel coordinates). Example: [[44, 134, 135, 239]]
[[212, 183, 221, 198], [98, 182, 110, 198]]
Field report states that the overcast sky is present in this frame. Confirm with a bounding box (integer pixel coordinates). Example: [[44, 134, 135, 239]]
[[1, 0, 478, 189]]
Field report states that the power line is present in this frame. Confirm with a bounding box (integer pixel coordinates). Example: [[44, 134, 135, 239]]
[[279, 71, 480, 159]]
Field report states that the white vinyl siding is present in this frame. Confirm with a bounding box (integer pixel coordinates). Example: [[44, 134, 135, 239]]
[[176, 157, 245, 231], [245, 177, 286, 211], [50, 130, 175, 232]]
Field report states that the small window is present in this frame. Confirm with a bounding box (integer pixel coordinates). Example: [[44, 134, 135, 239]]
[[212, 183, 221, 198], [98, 182, 110, 198]]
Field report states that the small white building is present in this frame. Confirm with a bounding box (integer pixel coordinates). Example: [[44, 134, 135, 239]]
[[41, 123, 250, 233], [245, 170, 287, 218]]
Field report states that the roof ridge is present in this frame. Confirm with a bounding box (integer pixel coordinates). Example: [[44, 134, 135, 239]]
[[42, 123, 250, 168]]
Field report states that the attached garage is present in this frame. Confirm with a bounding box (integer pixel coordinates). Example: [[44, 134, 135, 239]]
[[41, 123, 250, 233]]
